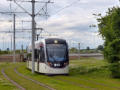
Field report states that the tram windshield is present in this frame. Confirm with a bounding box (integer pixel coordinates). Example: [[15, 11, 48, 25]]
[[47, 44, 67, 62]]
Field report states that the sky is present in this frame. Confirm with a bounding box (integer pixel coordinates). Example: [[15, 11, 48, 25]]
[[0, 0, 119, 50]]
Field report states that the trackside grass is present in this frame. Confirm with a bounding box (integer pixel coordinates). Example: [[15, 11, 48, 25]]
[[1, 58, 120, 90], [4, 64, 48, 90], [17, 64, 87, 90], [0, 63, 17, 90]]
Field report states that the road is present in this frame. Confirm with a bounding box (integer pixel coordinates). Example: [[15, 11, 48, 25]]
[[69, 53, 104, 60]]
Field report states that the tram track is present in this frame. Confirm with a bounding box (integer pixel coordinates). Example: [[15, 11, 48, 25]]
[[15, 66, 114, 90], [53, 76, 120, 90], [1, 68, 26, 90], [15, 66, 97, 90], [53, 77, 98, 90], [10, 64, 120, 90], [14, 67, 56, 90], [68, 76, 120, 90]]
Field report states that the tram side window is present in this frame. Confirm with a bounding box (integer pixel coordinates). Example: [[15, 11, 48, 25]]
[[40, 47, 45, 62], [34, 49, 39, 61]]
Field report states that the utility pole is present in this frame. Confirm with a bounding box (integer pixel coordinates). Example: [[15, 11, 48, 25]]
[[0, 12, 24, 63], [13, 14, 16, 63], [78, 43, 80, 59], [3, 37, 4, 50], [11, 34, 12, 52], [31, 0, 35, 73], [7, 0, 53, 73], [21, 45, 23, 53]]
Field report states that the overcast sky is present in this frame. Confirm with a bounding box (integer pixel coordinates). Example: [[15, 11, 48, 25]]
[[0, 0, 119, 50]]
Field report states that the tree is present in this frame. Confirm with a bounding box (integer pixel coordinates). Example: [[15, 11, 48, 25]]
[[7, 48, 9, 51], [97, 45, 104, 51], [97, 7, 120, 78], [69, 47, 78, 53], [86, 46, 90, 50]]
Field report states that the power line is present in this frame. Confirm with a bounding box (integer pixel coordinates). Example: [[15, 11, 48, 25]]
[[35, 0, 53, 16], [13, 0, 31, 15], [0, 11, 17, 63], [8, 0, 53, 73], [51, 0, 80, 16]]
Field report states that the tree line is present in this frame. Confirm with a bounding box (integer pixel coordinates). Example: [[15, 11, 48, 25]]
[[96, 5, 120, 78]]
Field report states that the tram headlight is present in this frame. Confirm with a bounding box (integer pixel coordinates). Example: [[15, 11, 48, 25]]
[[54, 64, 57, 67], [54, 64, 60, 67]]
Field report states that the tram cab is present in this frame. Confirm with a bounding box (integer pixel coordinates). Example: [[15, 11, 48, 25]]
[[27, 38, 69, 75]]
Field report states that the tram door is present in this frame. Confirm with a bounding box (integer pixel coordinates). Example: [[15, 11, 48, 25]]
[[34, 49, 39, 72], [34, 49, 40, 72], [37, 49, 40, 72], [38, 46, 45, 72]]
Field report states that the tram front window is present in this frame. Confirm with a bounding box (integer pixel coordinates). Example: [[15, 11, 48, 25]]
[[47, 44, 67, 62]]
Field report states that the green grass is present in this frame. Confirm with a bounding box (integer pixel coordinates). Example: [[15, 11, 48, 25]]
[[1, 58, 120, 90], [17, 64, 87, 90], [69, 58, 120, 89], [0, 63, 17, 90], [70, 58, 108, 68], [4, 64, 48, 90]]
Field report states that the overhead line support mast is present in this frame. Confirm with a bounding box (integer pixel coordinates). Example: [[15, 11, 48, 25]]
[[8, 0, 53, 73]]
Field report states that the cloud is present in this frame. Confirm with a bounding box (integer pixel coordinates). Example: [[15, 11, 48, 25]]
[[0, 0, 119, 50]]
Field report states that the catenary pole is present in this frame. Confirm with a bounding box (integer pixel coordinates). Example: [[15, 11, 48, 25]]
[[31, 0, 35, 73], [13, 14, 16, 63], [6, 0, 53, 73], [78, 43, 80, 59], [11, 34, 12, 52]]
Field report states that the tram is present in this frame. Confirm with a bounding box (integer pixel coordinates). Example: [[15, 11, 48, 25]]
[[27, 38, 69, 75]]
